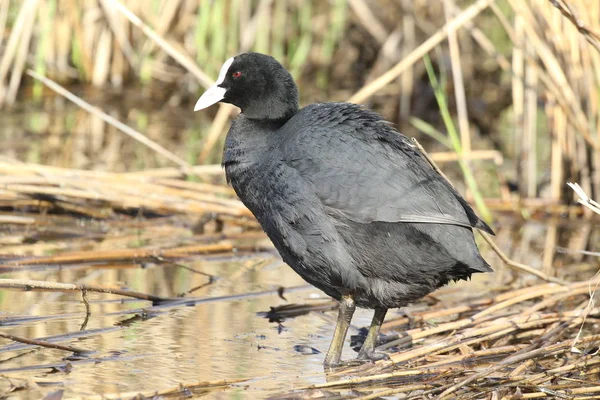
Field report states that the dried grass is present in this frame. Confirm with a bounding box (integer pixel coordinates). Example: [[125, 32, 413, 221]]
[[288, 277, 600, 399]]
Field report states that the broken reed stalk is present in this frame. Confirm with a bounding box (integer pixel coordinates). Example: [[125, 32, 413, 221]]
[[568, 182, 600, 215], [0, 278, 171, 303], [479, 231, 565, 284], [25, 70, 192, 171]]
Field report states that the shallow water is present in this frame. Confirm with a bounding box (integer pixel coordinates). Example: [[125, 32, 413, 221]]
[[0, 258, 381, 397]]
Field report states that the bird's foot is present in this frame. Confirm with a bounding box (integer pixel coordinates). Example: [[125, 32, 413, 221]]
[[324, 351, 389, 370], [357, 350, 390, 362], [324, 359, 371, 370]]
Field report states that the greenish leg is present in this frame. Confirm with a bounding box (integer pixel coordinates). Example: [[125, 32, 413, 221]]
[[357, 307, 389, 361], [323, 295, 355, 367]]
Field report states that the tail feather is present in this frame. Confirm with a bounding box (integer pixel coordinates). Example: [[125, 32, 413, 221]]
[[475, 218, 495, 235]]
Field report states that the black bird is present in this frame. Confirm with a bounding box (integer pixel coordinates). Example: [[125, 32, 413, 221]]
[[194, 53, 493, 367]]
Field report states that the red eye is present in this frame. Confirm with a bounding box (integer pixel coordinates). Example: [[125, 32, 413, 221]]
[[232, 71, 242, 78]]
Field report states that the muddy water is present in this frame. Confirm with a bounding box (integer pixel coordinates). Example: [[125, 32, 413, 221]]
[[1, 95, 599, 398]]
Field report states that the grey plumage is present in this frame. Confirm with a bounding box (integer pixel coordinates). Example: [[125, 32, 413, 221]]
[[224, 103, 492, 310]]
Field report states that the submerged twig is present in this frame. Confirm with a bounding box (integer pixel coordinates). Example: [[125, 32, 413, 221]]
[[83, 378, 248, 400], [151, 256, 215, 278], [80, 288, 91, 331], [0, 333, 90, 355]]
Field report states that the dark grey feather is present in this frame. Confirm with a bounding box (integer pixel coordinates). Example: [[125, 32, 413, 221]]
[[281, 103, 494, 234]]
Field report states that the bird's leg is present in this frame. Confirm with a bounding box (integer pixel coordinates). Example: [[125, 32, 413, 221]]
[[323, 295, 355, 368], [357, 307, 389, 362]]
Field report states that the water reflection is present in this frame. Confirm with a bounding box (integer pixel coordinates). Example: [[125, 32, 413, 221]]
[[0, 89, 222, 170], [0, 252, 372, 395]]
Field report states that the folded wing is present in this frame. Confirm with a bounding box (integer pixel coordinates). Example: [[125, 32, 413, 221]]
[[281, 105, 494, 234]]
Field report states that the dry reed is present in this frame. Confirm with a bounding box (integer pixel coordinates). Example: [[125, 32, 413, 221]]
[[287, 277, 600, 399]]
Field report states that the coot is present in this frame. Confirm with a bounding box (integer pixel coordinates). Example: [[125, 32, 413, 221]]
[[194, 53, 493, 367]]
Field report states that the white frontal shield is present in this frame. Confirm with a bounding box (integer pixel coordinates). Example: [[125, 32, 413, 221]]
[[194, 57, 234, 111]]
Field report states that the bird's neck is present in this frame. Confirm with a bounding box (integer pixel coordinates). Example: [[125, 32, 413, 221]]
[[223, 115, 279, 170], [242, 99, 298, 121]]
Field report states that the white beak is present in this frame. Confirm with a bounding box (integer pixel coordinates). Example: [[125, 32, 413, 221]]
[[194, 56, 235, 112], [194, 85, 226, 111]]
